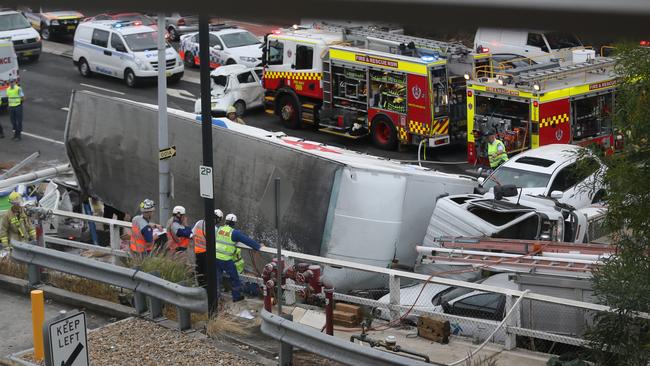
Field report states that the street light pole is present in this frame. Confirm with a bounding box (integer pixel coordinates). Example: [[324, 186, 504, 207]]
[[157, 13, 170, 224], [199, 14, 218, 315]]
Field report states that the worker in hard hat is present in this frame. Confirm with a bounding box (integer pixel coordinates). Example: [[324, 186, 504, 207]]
[[215, 213, 264, 302], [486, 129, 508, 169], [130, 199, 163, 256], [0, 192, 36, 247], [226, 105, 245, 125], [166, 205, 193, 253], [191, 209, 224, 288]]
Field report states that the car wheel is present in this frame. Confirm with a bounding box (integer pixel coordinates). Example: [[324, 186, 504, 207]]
[[371, 116, 398, 150], [278, 95, 300, 129], [234, 100, 246, 116], [168, 27, 179, 42], [168, 73, 182, 84], [40, 24, 51, 40], [124, 69, 137, 88], [78, 58, 92, 77], [184, 51, 195, 67], [226, 59, 236, 65]]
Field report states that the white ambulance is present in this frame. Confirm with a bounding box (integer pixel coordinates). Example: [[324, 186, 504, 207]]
[[0, 38, 19, 109], [72, 20, 184, 87]]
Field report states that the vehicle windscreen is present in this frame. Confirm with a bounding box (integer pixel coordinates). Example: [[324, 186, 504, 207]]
[[0, 13, 31, 31], [124, 31, 170, 51], [220, 31, 260, 48], [482, 166, 551, 190], [544, 32, 582, 49]]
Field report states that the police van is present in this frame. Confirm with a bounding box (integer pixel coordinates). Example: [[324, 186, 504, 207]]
[[0, 38, 19, 109], [73, 20, 184, 87]]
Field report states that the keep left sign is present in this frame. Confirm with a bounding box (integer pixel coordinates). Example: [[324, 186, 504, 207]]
[[43, 311, 89, 366]]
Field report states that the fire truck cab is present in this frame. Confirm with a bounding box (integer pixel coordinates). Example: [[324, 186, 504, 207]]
[[466, 55, 619, 166], [262, 26, 475, 150]]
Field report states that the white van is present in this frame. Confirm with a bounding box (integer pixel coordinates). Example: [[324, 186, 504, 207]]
[[0, 39, 19, 109], [72, 20, 184, 87], [0, 10, 41, 61], [474, 28, 585, 64]]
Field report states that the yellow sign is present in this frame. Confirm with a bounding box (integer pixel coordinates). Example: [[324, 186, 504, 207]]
[[159, 145, 177, 160]]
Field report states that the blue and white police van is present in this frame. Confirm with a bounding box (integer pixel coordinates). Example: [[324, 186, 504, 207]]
[[72, 20, 184, 87]]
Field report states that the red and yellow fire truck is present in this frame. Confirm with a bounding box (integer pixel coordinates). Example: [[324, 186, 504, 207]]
[[466, 56, 621, 165], [262, 25, 476, 150]]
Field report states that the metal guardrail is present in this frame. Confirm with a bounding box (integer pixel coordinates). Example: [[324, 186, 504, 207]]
[[10, 241, 207, 330], [260, 310, 439, 366]]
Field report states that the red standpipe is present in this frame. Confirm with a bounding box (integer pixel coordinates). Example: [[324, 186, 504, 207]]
[[264, 280, 274, 312]]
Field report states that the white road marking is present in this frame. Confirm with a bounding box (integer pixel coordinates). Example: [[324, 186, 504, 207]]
[[80, 83, 125, 95], [167, 88, 197, 101], [61, 107, 69, 111], [183, 75, 200, 85], [21, 132, 65, 145]]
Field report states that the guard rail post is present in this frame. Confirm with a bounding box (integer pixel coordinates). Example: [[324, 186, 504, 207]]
[[388, 274, 400, 322], [505, 293, 519, 350], [109, 223, 121, 266], [27, 263, 41, 287], [134, 291, 147, 315], [177, 307, 191, 331], [148, 271, 163, 319]]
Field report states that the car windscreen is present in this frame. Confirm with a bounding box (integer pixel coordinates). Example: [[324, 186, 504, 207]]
[[544, 32, 582, 49], [123, 31, 170, 52], [482, 166, 551, 190], [220, 31, 260, 48], [0, 13, 31, 31]]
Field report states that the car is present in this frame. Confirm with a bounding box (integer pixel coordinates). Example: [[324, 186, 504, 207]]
[[21, 6, 84, 41], [179, 25, 262, 69], [477, 144, 606, 209], [161, 13, 198, 41], [83, 12, 155, 26], [0, 10, 41, 61], [72, 20, 184, 87], [193, 64, 263, 116]]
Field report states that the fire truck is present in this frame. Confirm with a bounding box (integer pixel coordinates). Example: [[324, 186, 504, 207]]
[[262, 25, 479, 150], [466, 56, 621, 165]]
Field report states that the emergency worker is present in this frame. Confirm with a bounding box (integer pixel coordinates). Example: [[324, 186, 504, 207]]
[[0, 192, 36, 247], [226, 105, 245, 125], [166, 206, 192, 252], [7, 79, 25, 141], [215, 213, 263, 302], [130, 199, 162, 257], [191, 209, 223, 288], [487, 129, 508, 169]]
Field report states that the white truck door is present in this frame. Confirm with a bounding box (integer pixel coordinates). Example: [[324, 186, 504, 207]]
[[108, 32, 128, 78]]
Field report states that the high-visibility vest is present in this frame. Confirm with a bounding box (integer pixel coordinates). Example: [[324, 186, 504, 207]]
[[7, 86, 22, 107], [193, 220, 206, 254], [130, 216, 152, 253], [488, 139, 509, 168], [215, 225, 236, 261], [167, 220, 190, 250], [233, 247, 244, 273]]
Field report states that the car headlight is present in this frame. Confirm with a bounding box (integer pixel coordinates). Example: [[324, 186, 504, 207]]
[[239, 56, 257, 63], [51, 20, 59, 26]]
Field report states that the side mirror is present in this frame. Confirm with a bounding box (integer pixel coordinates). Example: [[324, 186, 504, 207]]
[[477, 177, 485, 185], [550, 190, 564, 199], [215, 45, 222, 50]]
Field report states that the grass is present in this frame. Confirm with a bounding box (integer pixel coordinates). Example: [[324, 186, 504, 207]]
[[0, 256, 27, 279], [126, 249, 196, 285], [47, 272, 121, 303], [206, 312, 256, 338]]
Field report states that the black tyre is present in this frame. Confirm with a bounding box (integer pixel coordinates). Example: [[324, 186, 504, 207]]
[[278, 95, 300, 129], [78, 58, 92, 77], [234, 100, 246, 116], [40, 24, 51, 40], [371, 116, 398, 150], [124, 69, 137, 88], [168, 73, 182, 84]]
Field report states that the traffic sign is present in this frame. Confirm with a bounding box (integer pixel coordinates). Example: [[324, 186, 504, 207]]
[[43, 311, 89, 366], [159, 145, 177, 160], [199, 165, 214, 199]]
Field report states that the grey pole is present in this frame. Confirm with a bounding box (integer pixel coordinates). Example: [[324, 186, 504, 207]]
[[275, 178, 282, 315], [157, 13, 170, 223]]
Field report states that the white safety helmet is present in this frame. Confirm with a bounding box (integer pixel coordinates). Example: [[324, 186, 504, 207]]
[[140, 199, 155, 212], [226, 105, 237, 115], [225, 213, 237, 225], [173, 205, 186, 215], [214, 209, 224, 220]]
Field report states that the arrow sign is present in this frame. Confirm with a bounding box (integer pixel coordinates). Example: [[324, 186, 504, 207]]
[[167, 88, 196, 101], [159, 145, 177, 160], [61, 343, 84, 366]]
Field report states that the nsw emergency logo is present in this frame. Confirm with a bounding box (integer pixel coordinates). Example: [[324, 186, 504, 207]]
[[411, 85, 422, 100]]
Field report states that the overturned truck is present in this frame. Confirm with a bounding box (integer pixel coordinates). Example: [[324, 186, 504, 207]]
[[65, 91, 476, 290]]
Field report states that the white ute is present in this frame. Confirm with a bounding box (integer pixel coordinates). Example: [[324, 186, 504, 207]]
[[193, 64, 263, 116]]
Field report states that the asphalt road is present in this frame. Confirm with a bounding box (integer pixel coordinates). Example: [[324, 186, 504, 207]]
[[0, 39, 473, 177]]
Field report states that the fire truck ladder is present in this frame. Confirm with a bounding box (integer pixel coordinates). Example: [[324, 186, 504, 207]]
[[318, 24, 471, 57], [429, 236, 613, 256], [514, 57, 616, 85], [416, 246, 601, 273]]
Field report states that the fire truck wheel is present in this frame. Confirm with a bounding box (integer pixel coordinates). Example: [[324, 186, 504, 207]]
[[278, 95, 301, 129], [371, 117, 398, 150]]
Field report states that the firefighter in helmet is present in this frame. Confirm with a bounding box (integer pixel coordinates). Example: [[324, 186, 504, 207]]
[[0, 192, 36, 247]]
